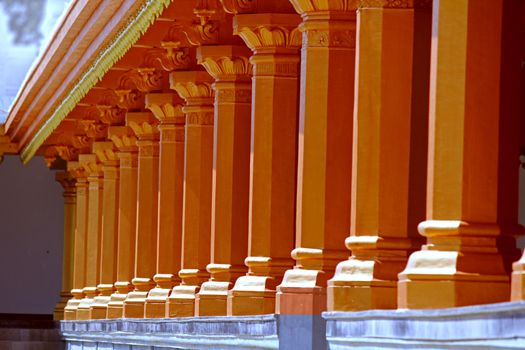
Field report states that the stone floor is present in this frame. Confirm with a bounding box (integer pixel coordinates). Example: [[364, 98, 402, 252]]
[[0, 314, 63, 350]]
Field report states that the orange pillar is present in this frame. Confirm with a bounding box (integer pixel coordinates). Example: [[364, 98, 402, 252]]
[[195, 45, 252, 316], [91, 142, 120, 319], [326, 1, 431, 312], [144, 93, 186, 318], [276, 1, 356, 315], [76, 154, 104, 320], [123, 112, 160, 318], [64, 162, 88, 320], [54, 172, 76, 320], [168, 71, 215, 317], [229, 14, 301, 316], [107, 126, 139, 318], [398, 0, 522, 309]]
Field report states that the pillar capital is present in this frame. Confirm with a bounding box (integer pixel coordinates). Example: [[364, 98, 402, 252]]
[[67, 161, 87, 181], [108, 126, 138, 153], [55, 171, 77, 194], [233, 14, 302, 52], [125, 112, 160, 141], [170, 71, 215, 103], [197, 45, 253, 82], [79, 154, 103, 178], [145, 93, 185, 125], [92, 142, 119, 167]]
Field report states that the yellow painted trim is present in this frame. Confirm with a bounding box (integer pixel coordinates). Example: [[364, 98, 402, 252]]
[[21, 0, 172, 164]]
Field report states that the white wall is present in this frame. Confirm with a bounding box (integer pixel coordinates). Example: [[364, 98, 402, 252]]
[[0, 155, 62, 314]]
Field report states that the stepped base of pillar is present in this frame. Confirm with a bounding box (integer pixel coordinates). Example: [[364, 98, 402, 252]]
[[511, 259, 525, 301], [54, 291, 72, 320], [398, 250, 511, 309], [196, 281, 231, 316], [145, 287, 172, 318], [91, 296, 111, 319], [76, 298, 95, 320], [167, 285, 199, 317], [123, 291, 148, 318], [107, 293, 127, 319], [228, 276, 277, 316], [276, 267, 330, 315], [64, 300, 81, 321], [327, 258, 400, 311]]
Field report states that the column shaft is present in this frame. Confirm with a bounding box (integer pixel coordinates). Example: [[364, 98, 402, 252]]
[[123, 112, 160, 318], [91, 142, 120, 319], [168, 71, 215, 317], [64, 164, 88, 320], [144, 93, 186, 318], [277, 1, 357, 316], [53, 172, 76, 320], [327, 2, 431, 311], [398, 0, 522, 308], [77, 154, 104, 320], [229, 13, 301, 316], [195, 45, 252, 316], [107, 126, 138, 318]]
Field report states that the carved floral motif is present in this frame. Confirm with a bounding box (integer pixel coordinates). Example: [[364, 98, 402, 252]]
[[219, 0, 254, 14], [119, 68, 163, 93], [236, 25, 302, 51], [200, 56, 252, 80]]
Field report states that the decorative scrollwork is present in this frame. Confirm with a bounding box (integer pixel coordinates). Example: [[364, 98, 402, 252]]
[[118, 68, 163, 93], [219, 0, 255, 14]]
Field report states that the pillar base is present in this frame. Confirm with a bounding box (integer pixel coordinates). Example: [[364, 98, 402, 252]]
[[276, 268, 328, 315], [76, 287, 97, 320], [511, 259, 525, 301], [64, 289, 84, 321], [327, 257, 401, 311], [123, 278, 154, 318], [196, 281, 230, 316], [228, 276, 276, 316], [90, 284, 114, 320], [145, 274, 177, 318], [54, 290, 72, 320], [398, 250, 511, 309], [107, 281, 132, 319], [167, 285, 199, 317]]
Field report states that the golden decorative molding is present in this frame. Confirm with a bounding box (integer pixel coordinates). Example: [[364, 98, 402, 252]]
[[357, 0, 432, 8], [21, 0, 172, 163], [80, 120, 108, 140], [114, 89, 145, 111], [233, 14, 302, 51], [290, 0, 358, 13], [67, 161, 87, 180]]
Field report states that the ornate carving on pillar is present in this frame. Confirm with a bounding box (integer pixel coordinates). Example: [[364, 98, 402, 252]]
[[108, 126, 138, 154], [197, 45, 252, 82], [144, 44, 192, 72], [183, 0, 221, 46], [220, 0, 256, 14], [356, 0, 432, 9], [170, 71, 215, 123], [96, 105, 126, 126], [118, 68, 164, 93], [233, 14, 302, 53]]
